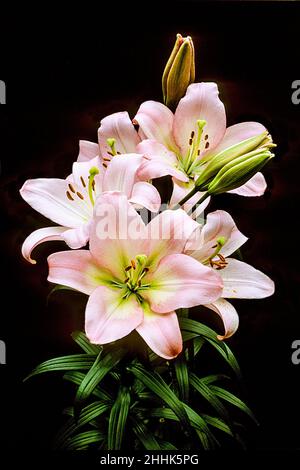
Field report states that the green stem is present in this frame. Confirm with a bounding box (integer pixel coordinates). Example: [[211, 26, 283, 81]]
[[175, 189, 210, 211]]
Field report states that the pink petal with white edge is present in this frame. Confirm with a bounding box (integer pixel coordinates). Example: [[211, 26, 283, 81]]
[[47, 250, 101, 295], [143, 253, 223, 313], [77, 140, 99, 162], [228, 172, 267, 197], [98, 111, 140, 158], [220, 258, 275, 299], [85, 286, 144, 344], [173, 83, 226, 157], [61, 222, 91, 249], [134, 101, 176, 150], [22, 226, 68, 264], [20, 178, 91, 227], [90, 192, 146, 280], [137, 306, 182, 359], [137, 140, 188, 183], [185, 210, 248, 260], [205, 122, 266, 159], [144, 209, 199, 265], [103, 154, 143, 196], [130, 181, 161, 213], [204, 298, 239, 340]]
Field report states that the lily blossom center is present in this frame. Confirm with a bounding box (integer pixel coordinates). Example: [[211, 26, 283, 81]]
[[180, 119, 208, 176]]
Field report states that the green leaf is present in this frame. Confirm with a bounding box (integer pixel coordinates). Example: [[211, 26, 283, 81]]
[[127, 362, 191, 433], [182, 331, 199, 342], [194, 337, 205, 356], [24, 354, 97, 381], [206, 339, 241, 378], [199, 374, 230, 386], [55, 401, 110, 449], [75, 348, 126, 407], [201, 414, 233, 436], [64, 430, 104, 450], [149, 406, 217, 449], [179, 318, 227, 353], [63, 371, 112, 402], [108, 386, 131, 450], [131, 416, 161, 450], [71, 331, 101, 355], [190, 373, 230, 422], [174, 350, 189, 402], [210, 385, 258, 424]]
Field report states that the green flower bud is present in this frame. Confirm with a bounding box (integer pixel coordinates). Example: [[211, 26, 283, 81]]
[[162, 33, 195, 110], [195, 131, 275, 191], [207, 150, 274, 195]]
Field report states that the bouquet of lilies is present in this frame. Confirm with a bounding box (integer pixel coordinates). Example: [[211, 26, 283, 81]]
[[21, 35, 275, 450]]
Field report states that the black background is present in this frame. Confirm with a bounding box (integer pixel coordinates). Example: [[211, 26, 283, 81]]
[[1, 0, 300, 461]]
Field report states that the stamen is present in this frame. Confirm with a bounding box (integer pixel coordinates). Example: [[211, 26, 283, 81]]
[[77, 192, 84, 200], [131, 259, 136, 269], [66, 191, 74, 201], [125, 265, 132, 272], [204, 134, 209, 141], [205, 142, 210, 149], [103, 157, 111, 162], [190, 130, 195, 139], [80, 176, 86, 188], [124, 277, 129, 283], [107, 151, 114, 156], [189, 138, 193, 145], [102, 163, 108, 169], [68, 183, 76, 193], [107, 138, 117, 156], [88, 166, 100, 206]]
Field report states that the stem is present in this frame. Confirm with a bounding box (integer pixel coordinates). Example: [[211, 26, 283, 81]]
[[175, 188, 210, 213]]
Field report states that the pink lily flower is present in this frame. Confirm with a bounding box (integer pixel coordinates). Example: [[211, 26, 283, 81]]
[[20, 147, 161, 264], [185, 210, 275, 339], [133, 82, 269, 208], [47, 192, 223, 359]]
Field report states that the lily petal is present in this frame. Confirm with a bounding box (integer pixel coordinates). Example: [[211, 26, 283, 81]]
[[173, 82, 226, 156], [47, 250, 101, 295], [90, 192, 146, 279], [205, 122, 266, 159], [103, 154, 143, 195], [136, 305, 182, 359], [61, 222, 91, 249], [98, 111, 140, 158], [77, 140, 99, 162], [85, 286, 144, 344], [143, 253, 223, 313], [204, 298, 239, 340], [144, 209, 199, 265], [130, 181, 161, 213], [20, 178, 91, 227], [228, 172, 267, 197], [220, 258, 275, 299], [22, 226, 68, 264], [137, 140, 188, 182], [185, 210, 248, 260], [134, 101, 176, 149]]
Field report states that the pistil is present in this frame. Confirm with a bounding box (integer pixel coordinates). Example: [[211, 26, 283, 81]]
[[88, 166, 100, 206]]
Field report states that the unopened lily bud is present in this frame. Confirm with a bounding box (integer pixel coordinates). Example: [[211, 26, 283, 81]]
[[195, 131, 275, 191], [207, 150, 274, 195], [162, 34, 195, 110]]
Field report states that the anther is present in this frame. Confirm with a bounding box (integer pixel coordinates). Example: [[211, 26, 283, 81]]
[[197, 149, 200, 156], [204, 134, 209, 140], [125, 266, 132, 272], [68, 183, 76, 193], [107, 151, 114, 156], [131, 259, 136, 269], [103, 158, 111, 162], [80, 176, 86, 188], [205, 142, 210, 149], [66, 191, 74, 201], [190, 130, 195, 139], [77, 192, 84, 200], [102, 163, 108, 168], [189, 138, 193, 145], [124, 277, 129, 283]]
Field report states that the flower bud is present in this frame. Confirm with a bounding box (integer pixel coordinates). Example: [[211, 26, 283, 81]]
[[206, 150, 274, 195], [195, 131, 275, 191], [162, 34, 195, 110]]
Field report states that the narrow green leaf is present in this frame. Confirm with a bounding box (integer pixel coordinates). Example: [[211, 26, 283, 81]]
[[206, 339, 241, 378], [179, 318, 227, 353], [190, 373, 230, 422], [194, 337, 205, 356], [55, 401, 110, 449], [174, 350, 189, 402], [108, 386, 131, 450], [199, 374, 230, 386], [75, 348, 126, 406], [182, 331, 199, 342], [201, 414, 233, 436], [64, 430, 104, 450], [159, 440, 178, 450], [24, 354, 97, 381], [127, 363, 191, 433], [210, 385, 258, 424], [131, 417, 161, 450], [63, 371, 112, 402], [71, 331, 101, 355]]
